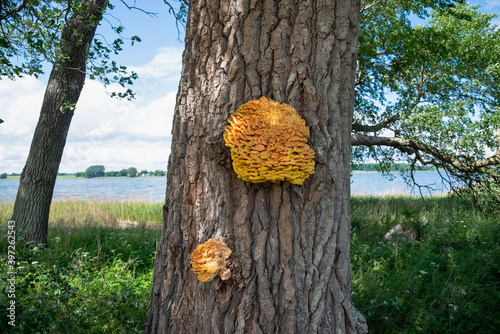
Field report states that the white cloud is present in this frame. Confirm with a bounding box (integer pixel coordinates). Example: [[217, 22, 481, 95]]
[[128, 46, 183, 103], [0, 77, 45, 172], [0, 76, 44, 137], [129, 47, 183, 80], [484, 0, 500, 11], [61, 84, 177, 173], [0, 47, 182, 174]]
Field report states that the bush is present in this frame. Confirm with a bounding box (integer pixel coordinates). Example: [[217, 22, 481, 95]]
[[0, 242, 155, 333]]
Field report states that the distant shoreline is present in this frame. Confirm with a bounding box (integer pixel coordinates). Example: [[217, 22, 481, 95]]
[[0, 171, 450, 202], [2, 175, 167, 180], [2, 170, 438, 180]]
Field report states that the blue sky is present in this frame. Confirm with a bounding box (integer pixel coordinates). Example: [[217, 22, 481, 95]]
[[0, 0, 498, 174]]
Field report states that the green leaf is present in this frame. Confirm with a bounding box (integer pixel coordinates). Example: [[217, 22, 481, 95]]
[[355, 1, 500, 173], [0, 38, 9, 48]]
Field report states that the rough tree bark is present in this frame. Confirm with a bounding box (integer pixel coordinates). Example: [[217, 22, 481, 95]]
[[11, 0, 106, 245], [145, 0, 367, 333]]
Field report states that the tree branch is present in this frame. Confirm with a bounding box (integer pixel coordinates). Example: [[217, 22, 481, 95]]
[[360, 0, 387, 14], [119, 0, 158, 17], [496, 127, 500, 156], [352, 114, 400, 132], [0, 0, 29, 22], [355, 60, 363, 86], [351, 134, 500, 173]]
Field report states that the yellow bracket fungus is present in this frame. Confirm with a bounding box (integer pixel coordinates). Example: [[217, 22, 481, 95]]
[[223, 96, 315, 185], [190, 238, 232, 282]]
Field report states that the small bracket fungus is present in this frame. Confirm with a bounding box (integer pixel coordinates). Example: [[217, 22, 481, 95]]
[[223, 97, 315, 185], [190, 238, 232, 282]]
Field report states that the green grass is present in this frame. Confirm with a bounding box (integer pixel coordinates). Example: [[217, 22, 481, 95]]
[[350, 196, 500, 333], [0, 200, 162, 334], [1, 197, 498, 333]]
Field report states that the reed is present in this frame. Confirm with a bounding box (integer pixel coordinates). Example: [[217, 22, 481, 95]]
[[0, 199, 163, 229]]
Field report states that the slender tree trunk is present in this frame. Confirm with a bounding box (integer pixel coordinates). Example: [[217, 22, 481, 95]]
[[145, 0, 367, 333], [11, 0, 106, 246]]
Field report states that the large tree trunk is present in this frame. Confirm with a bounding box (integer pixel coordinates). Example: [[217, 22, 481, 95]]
[[11, 0, 106, 246], [145, 0, 367, 333]]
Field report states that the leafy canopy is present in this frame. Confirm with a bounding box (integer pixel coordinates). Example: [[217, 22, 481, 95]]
[[354, 0, 500, 196], [0, 0, 143, 99], [0, 0, 188, 126]]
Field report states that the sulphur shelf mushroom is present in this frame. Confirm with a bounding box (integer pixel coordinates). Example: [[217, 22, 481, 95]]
[[223, 96, 315, 185], [190, 238, 232, 282]]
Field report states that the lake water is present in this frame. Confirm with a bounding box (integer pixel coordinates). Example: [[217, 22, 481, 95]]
[[0, 172, 450, 203]]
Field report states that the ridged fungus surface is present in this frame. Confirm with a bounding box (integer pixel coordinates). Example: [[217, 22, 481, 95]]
[[223, 97, 315, 185], [190, 238, 232, 282]]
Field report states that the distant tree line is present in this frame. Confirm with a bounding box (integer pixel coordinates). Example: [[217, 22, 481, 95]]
[[1, 164, 435, 179], [351, 163, 437, 172], [0, 169, 166, 179], [0, 163, 436, 179], [0, 173, 21, 177], [74, 165, 166, 178]]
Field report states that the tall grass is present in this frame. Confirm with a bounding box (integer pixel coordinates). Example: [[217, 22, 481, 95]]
[[1, 200, 163, 229], [351, 196, 499, 333], [0, 200, 162, 333], [1, 197, 498, 333]]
